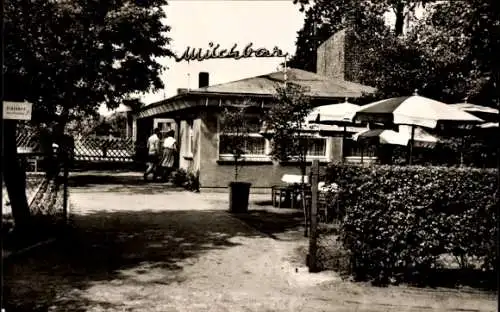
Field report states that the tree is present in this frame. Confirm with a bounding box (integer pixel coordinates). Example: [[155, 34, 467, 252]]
[[219, 103, 256, 181], [288, 0, 388, 71], [264, 83, 313, 236], [288, 0, 436, 71], [3, 0, 173, 231], [407, 0, 499, 107]]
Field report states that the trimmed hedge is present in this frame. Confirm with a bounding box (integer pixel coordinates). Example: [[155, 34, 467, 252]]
[[324, 164, 498, 286]]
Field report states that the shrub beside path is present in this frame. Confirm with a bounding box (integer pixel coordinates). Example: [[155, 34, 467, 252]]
[[3, 173, 497, 311]]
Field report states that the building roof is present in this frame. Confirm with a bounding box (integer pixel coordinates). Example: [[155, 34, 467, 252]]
[[137, 68, 376, 119], [194, 68, 376, 98]]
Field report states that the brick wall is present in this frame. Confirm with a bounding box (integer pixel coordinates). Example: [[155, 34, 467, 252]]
[[317, 30, 346, 80], [316, 28, 362, 83]]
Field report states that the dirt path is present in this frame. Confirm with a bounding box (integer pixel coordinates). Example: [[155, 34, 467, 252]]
[[3, 174, 497, 311]]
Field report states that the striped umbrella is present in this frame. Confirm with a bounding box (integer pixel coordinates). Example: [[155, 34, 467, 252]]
[[354, 94, 483, 164]]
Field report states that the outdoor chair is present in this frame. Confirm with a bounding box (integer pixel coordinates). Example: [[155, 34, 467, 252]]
[[271, 185, 289, 208], [272, 184, 310, 209]]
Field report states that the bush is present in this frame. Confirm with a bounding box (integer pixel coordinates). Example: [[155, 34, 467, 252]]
[[323, 163, 498, 286], [170, 168, 200, 192], [186, 171, 201, 192], [170, 168, 188, 187]]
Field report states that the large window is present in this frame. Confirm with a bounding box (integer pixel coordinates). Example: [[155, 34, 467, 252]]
[[218, 114, 330, 162], [344, 139, 377, 157], [153, 118, 174, 137], [306, 138, 327, 156], [219, 135, 266, 155], [219, 114, 267, 158]]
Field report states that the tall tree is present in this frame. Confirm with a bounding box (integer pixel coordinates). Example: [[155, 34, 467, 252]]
[[3, 0, 173, 230], [288, 0, 388, 71], [264, 83, 313, 236], [408, 0, 499, 107], [288, 0, 435, 71]]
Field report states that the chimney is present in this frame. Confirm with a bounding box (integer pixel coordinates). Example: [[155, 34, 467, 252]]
[[315, 28, 361, 82], [198, 72, 209, 88], [316, 30, 346, 80]]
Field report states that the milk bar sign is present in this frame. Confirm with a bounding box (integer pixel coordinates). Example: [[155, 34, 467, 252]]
[[175, 42, 288, 62], [3, 101, 33, 120]]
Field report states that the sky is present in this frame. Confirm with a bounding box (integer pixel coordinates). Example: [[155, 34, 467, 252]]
[[100, 0, 306, 115], [100, 0, 426, 115]]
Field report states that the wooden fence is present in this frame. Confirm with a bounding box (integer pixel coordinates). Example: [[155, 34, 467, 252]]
[[16, 131, 136, 163], [16, 130, 40, 151], [73, 136, 135, 162]]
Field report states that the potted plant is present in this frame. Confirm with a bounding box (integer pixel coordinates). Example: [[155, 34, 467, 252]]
[[220, 105, 254, 213]]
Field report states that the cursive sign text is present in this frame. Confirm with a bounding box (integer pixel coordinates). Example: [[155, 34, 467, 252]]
[[175, 42, 288, 62]]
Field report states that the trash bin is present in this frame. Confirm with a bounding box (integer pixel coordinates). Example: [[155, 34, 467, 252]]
[[228, 181, 251, 213]]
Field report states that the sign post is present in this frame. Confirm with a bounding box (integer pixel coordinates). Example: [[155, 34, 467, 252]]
[[3, 101, 33, 120], [308, 159, 320, 272]]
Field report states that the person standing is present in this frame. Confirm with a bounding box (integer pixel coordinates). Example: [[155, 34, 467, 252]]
[[144, 128, 161, 181], [159, 129, 177, 181]]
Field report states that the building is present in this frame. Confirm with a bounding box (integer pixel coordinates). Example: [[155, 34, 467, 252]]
[[134, 30, 376, 191]]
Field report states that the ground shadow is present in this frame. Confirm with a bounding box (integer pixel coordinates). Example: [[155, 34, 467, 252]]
[[406, 267, 498, 291], [254, 200, 274, 206], [234, 208, 305, 241], [3, 209, 266, 311], [68, 174, 185, 194], [69, 174, 146, 187]]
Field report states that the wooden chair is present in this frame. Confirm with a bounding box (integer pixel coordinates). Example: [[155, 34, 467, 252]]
[[272, 185, 291, 208]]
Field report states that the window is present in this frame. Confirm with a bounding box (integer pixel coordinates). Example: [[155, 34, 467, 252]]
[[284, 137, 327, 158], [154, 118, 173, 137], [219, 134, 266, 155], [218, 114, 268, 159], [307, 138, 327, 156], [344, 139, 377, 157]]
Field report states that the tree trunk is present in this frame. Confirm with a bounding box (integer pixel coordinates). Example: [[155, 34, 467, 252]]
[[394, 2, 405, 36], [3, 120, 31, 231]]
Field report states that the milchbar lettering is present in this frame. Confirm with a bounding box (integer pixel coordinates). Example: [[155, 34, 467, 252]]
[[175, 42, 288, 62]]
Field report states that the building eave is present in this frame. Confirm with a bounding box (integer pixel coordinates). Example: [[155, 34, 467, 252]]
[[137, 90, 365, 119]]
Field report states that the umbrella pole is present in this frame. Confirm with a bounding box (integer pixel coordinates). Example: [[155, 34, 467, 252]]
[[408, 125, 415, 165], [342, 125, 346, 164], [460, 136, 465, 167], [361, 143, 364, 164]]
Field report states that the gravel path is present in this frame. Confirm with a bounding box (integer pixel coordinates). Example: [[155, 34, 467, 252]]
[[3, 174, 497, 312]]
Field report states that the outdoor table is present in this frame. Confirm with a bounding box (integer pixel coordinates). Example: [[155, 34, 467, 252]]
[[271, 175, 311, 209]]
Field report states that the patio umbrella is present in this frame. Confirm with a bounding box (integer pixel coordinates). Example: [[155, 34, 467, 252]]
[[450, 102, 498, 120], [353, 126, 438, 148], [354, 94, 483, 164], [479, 122, 499, 129], [307, 99, 364, 162], [307, 100, 361, 125]]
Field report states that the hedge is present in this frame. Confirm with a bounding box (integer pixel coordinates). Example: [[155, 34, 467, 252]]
[[323, 164, 498, 286]]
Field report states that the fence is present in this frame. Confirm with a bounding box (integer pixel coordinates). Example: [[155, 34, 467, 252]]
[[17, 131, 137, 162], [73, 136, 135, 162], [2, 150, 70, 254], [306, 160, 346, 273]]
